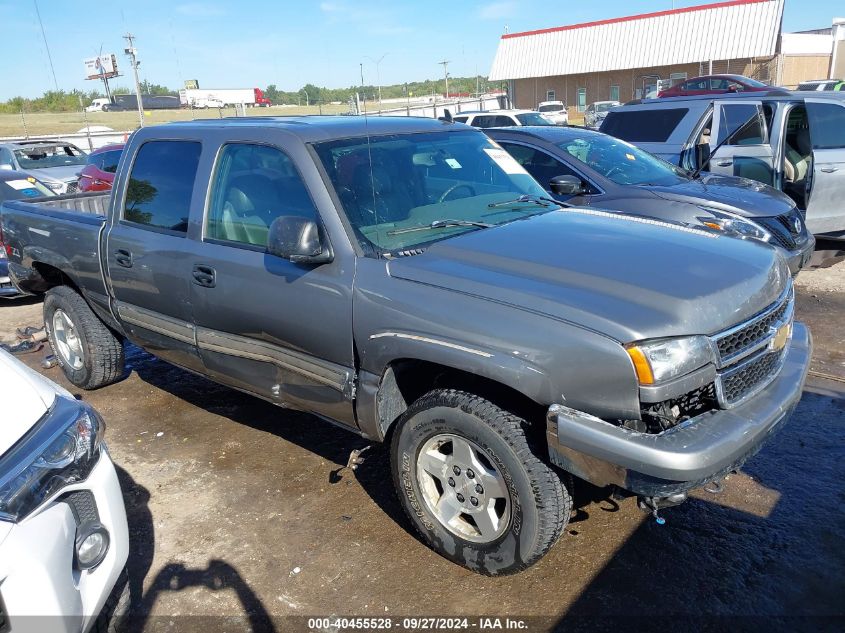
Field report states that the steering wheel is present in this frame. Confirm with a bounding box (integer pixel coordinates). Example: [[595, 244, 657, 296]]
[[438, 183, 476, 203]]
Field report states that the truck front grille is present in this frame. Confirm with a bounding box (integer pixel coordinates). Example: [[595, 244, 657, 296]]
[[716, 347, 787, 407], [65, 181, 79, 194], [713, 286, 793, 365]]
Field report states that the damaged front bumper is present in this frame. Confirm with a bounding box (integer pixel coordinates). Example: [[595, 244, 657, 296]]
[[547, 322, 812, 497]]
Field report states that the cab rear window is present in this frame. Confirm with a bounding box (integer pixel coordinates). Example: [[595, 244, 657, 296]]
[[600, 108, 689, 143]]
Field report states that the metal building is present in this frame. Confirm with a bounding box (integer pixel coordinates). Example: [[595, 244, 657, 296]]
[[488, 0, 838, 115]]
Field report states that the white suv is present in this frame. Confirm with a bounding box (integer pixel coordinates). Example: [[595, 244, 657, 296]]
[[451, 109, 556, 128], [537, 101, 569, 125], [0, 350, 129, 632]]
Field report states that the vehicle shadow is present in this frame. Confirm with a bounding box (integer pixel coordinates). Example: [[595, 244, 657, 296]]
[[115, 463, 276, 633], [553, 386, 845, 631], [126, 345, 414, 537]]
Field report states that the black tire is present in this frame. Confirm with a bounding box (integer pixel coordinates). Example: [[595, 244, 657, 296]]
[[92, 567, 131, 633], [390, 389, 570, 575], [44, 286, 124, 389]]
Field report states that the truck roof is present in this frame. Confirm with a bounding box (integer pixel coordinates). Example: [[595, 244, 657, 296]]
[[160, 115, 461, 143]]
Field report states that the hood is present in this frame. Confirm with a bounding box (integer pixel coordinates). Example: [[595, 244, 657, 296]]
[[0, 351, 60, 455], [387, 210, 789, 343], [644, 173, 794, 218], [25, 165, 83, 183]]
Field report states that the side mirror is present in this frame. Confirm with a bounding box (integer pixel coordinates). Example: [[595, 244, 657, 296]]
[[267, 216, 333, 265], [549, 175, 585, 196]]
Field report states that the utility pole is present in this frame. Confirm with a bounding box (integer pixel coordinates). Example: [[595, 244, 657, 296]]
[[438, 60, 450, 102], [124, 33, 144, 127], [365, 53, 388, 111]]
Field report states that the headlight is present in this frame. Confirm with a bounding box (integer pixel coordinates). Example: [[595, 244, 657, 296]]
[[626, 336, 713, 385], [697, 207, 771, 242], [0, 401, 103, 522]]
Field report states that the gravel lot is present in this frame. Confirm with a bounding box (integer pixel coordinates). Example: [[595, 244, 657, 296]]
[[2, 260, 843, 632]]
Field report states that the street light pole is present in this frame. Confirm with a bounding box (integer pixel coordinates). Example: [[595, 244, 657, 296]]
[[365, 53, 388, 111], [124, 33, 144, 128]]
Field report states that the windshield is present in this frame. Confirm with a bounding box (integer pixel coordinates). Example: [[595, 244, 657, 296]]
[[314, 130, 552, 254], [13, 144, 86, 169], [557, 133, 688, 186], [596, 102, 618, 113], [538, 104, 563, 113], [515, 113, 555, 126], [740, 77, 768, 88], [0, 176, 54, 201]]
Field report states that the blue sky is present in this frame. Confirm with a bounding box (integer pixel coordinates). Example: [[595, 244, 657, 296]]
[[0, 0, 837, 100]]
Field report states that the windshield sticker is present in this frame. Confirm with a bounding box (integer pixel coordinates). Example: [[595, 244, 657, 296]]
[[625, 153, 636, 161], [6, 179, 37, 190], [484, 148, 528, 175], [444, 158, 462, 169], [20, 188, 39, 197]]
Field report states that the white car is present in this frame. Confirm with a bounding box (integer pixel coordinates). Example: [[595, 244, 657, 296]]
[[537, 100, 569, 125], [451, 109, 556, 128], [0, 350, 129, 632], [193, 98, 225, 109]]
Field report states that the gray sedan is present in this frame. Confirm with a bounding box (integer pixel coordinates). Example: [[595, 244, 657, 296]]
[[486, 126, 814, 274]]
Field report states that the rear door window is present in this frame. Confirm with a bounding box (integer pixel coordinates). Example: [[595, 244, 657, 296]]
[[123, 140, 201, 233], [599, 108, 688, 142], [807, 102, 845, 149]]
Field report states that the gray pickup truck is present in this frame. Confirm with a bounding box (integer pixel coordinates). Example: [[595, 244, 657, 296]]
[[0, 117, 811, 575]]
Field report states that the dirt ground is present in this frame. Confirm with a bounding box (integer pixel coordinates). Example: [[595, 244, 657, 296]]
[[2, 261, 844, 632]]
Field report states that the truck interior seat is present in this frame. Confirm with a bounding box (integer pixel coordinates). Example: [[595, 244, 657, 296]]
[[783, 126, 811, 208], [220, 174, 282, 245]]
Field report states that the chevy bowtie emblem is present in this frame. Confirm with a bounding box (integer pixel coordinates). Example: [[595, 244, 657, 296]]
[[770, 322, 791, 352]]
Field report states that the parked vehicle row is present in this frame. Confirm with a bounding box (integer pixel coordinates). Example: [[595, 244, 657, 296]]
[[486, 126, 814, 274], [600, 91, 845, 235], [452, 109, 558, 128], [0, 141, 88, 194], [1, 116, 811, 576]]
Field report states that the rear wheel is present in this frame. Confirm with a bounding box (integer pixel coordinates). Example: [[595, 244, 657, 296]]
[[390, 389, 570, 575], [44, 286, 124, 389]]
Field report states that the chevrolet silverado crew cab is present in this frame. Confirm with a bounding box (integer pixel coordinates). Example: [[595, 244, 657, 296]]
[[0, 117, 811, 575]]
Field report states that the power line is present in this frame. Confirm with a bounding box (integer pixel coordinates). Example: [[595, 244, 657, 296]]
[[33, 0, 58, 91]]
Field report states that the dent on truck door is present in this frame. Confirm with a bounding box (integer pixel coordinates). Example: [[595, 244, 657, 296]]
[[709, 101, 775, 185], [189, 141, 356, 426], [105, 139, 206, 372], [805, 99, 845, 234]]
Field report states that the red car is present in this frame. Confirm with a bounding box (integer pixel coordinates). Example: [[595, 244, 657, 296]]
[[658, 74, 771, 98], [77, 144, 124, 192]]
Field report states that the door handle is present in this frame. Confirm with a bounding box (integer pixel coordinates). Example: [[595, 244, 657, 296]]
[[114, 249, 133, 268], [192, 265, 216, 288], [716, 159, 733, 167], [820, 166, 839, 173]]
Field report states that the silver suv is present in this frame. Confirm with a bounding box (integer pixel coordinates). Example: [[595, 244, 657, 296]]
[[599, 92, 845, 235]]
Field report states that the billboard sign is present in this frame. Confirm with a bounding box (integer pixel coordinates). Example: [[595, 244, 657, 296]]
[[84, 54, 119, 80]]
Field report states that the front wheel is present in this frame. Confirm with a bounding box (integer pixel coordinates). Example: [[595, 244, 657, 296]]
[[390, 389, 570, 575]]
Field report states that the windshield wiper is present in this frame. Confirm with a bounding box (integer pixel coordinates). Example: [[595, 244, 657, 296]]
[[487, 194, 570, 209], [386, 219, 493, 236]]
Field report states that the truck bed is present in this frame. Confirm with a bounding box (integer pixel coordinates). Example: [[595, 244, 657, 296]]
[[0, 192, 110, 297]]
